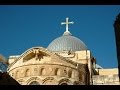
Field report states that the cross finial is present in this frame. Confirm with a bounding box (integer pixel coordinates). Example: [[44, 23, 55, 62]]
[[61, 17, 74, 32]]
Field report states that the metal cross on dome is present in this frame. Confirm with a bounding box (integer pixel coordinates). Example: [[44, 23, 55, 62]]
[[61, 17, 74, 32]]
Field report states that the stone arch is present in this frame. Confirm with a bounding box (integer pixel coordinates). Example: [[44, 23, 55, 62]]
[[29, 81, 40, 85], [42, 77, 58, 85], [58, 78, 72, 85], [26, 77, 42, 85], [25, 69, 30, 77], [55, 68, 61, 76], [18, 79, 24, 85]]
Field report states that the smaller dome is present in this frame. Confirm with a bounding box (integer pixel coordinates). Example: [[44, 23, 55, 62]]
[[96, 64, 103, 69]]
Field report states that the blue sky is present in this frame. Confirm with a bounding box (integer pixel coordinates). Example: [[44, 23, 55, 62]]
[[0, 5, 120, 68]]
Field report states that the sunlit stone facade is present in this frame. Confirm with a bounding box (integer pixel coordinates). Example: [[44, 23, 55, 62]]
[[93, 68, 119, 85], [7, 47, 93, 85]]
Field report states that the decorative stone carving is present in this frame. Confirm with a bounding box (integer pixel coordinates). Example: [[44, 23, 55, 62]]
[[33, 49, 48, 61], [26, 77, 41, 85], [23, 48, 48, 62], [42, 77, 57, 85], [23, 52, 35, 62]]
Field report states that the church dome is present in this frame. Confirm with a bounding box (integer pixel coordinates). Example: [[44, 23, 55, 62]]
[[47, 31, 87, 52]]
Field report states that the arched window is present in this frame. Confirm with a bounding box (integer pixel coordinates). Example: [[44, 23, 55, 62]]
[[55, 68, 61, 76], [25, 69, 30, 77], [29, 81, 40, 85], [41, 68, 46, 75]]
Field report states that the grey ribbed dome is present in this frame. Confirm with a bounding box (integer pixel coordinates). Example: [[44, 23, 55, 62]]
[[47, 31, 87, 52]]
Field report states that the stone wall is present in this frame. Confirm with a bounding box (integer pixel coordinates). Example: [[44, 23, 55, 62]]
[[92, 74, 120, 85], [9, 64, 86, 85]]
